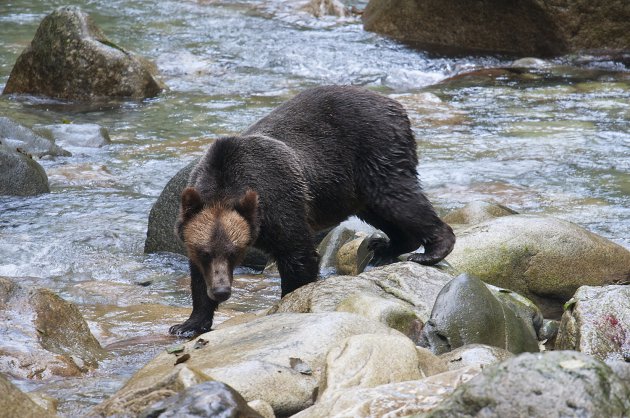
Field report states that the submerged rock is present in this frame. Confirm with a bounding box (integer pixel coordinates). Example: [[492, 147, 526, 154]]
[[0, 145, 50, 196], [0, 116, 69, 158], [446, 215, 630, 318], [362, 0, 630, 57], [556, 285, 630, 362], [425, 351, 630, 418], [2, 7, 163, 100], [94, 312, 403, 417], [419, 274, 540, 355], [0, 278, 105, 379], [34, 123, 111, 148]]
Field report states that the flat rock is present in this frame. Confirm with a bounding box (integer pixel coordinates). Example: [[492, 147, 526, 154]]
[[34, 123, 111, 148], [94, 312, 402, 417], [0, 117, 69, 158], [439, 344, 513, 371]]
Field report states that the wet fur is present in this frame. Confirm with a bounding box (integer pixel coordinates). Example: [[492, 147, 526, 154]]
[[170, 85, 455, 336]]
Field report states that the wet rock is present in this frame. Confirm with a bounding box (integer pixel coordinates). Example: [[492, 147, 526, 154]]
[[439, 344, 513, 371], [442, 200, 517, 226], [293, 366, 481, 418], [140, 381, 263, 418], [0, 116, 69, 158], [0, 278, 105, 379], [556, 285, 630, 362], [92, 365, 210, 417], [317, 218, 376, 273], [94, 312, 402, 417], [335, 236, 371, 276], [425, 351, 630, 418], [2, 7, 163, 100], [319, 334, 423, 400], [446, 215, 630, 318], [0, 374, 55, 418], [0, 145, 50, 196], [362, 0, 629, 57], [419, 274, 540, 355], [270, 262, 454, 335], [144, 159, 267, 269], [34, 123, 111, 148], [394, 92, 469, 128]]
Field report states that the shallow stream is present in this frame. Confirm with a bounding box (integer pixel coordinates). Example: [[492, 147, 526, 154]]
[[0, 0, 628, 415]]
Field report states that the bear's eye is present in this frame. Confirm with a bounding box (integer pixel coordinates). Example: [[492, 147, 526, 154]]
[[198, 251, 213, 262]]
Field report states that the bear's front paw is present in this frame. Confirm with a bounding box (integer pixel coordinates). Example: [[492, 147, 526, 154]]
[[169, 318, 213, 338]]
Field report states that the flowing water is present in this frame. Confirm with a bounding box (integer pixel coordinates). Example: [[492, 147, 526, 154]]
[[0, 0, 628, 415]]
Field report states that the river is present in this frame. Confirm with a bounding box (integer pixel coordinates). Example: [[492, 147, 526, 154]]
[[0, 0, 628, 415]]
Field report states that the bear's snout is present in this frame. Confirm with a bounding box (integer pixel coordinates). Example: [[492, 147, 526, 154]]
[[211, 286, 231, 302]]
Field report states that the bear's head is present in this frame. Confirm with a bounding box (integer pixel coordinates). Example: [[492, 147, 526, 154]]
[[176, 187, 259, 302]]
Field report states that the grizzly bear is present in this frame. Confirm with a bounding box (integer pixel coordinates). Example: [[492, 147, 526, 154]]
[[170, 85, 455, 336]]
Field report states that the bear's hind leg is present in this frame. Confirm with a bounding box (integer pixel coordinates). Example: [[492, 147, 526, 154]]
[[169, 260, 219, 337], [358, 189, 455, 266]]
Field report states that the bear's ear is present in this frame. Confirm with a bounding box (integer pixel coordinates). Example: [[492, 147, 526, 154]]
[[235, 189, 259, 225], [180, 187, 204, 221]]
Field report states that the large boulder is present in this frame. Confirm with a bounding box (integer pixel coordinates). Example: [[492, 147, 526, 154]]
[[0, 373, 55, 418], [556, 285, 630, 362], [270, 262, 455, 337], [0, 278, 105, 379], [425, 351, 630, 417], [446, 215, 630, 318], [2, 7, 163, 100], [419, 274, 541, 355], [362, 0, 630, 57], [93, 312, 405, 417], [144, 159, 268, 269], [0, 145, 50, 196]]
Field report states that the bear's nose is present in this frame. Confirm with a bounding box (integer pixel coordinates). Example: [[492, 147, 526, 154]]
[[212, 286, 231, 302]]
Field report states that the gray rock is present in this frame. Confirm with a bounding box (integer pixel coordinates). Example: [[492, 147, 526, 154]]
[[419, 274, 540, 355], [34, 123, 111, 148], [0, 374, 55, 418], [539, 319, 560, 349], [0, 277, 105, 379], [425, 351, 630, 418], [94, 312, 403, 417], [0, 117, 69, 158], [362, 0, 630, 57], [271, 262, 455, 336], [556, 285, 630, 362], [439, 344, 513, 371], [442, 200, 517, 226], [144, 159, 267, 269], [2, 7, 163, 100], [446, 215, 630, 318], [0, 145, 50, 196], [140, 381, 263, 418]]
